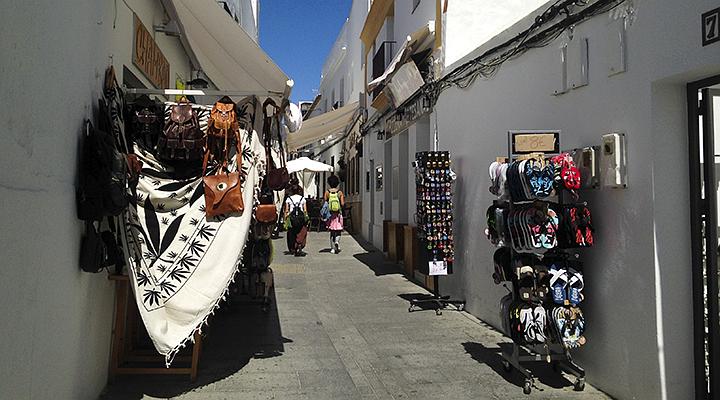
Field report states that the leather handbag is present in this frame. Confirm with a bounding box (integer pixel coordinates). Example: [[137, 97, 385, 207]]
[[255, 204, 278, 223], [201, 124, 244, 218], [263, 99, 290, 191], [80, 221, 106, 273], [203, 170, 243, 217]]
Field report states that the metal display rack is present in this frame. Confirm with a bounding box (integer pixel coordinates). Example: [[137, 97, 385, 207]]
[[408, 150, 466, 315], [497, 131, 585, 395]]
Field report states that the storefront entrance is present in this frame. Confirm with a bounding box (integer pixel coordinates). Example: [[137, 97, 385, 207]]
[[688, 75, 720, 400]]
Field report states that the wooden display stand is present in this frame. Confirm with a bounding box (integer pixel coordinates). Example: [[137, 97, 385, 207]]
[[403, 225, 417, 277], [108, 275, 202, 382], [394, 223, 407, 264]]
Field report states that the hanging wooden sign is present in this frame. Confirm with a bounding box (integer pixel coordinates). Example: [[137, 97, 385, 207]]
[[133, 14, 170, 89]]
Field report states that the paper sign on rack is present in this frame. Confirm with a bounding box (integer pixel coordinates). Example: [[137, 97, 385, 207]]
[[429, 260, 448, 276]]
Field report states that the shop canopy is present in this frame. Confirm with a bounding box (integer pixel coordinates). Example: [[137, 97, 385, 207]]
[[287, 157, 334, 174], [166, 0, 289, 96], [367, 21, 435, 92], [287, 102, 359, 151]]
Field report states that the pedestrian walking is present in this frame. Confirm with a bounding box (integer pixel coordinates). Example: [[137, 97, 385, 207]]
[[324, 175, 345, 254], [284, 182, 308, 256]]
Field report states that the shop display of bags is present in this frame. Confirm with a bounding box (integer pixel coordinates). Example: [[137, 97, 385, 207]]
[[158, 100, 204, 161], [76, 121, 129, 220]]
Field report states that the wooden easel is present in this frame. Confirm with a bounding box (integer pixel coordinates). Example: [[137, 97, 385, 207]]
[[108, 275, 202, 381]]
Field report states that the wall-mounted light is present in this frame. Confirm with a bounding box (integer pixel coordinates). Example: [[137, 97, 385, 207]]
[[377, 130, 385, 140]]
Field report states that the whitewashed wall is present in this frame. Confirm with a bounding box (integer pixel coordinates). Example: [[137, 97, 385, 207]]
[[434, 1, 720, 399], [443, 0, 548, 67], [0, 1, 193, 398]]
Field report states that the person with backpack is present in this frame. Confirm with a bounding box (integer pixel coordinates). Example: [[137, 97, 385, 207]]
[[284, 183, 307, 256], [324, 175, 345, 254]]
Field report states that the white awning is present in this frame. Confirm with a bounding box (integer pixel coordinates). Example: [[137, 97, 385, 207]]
[[367, 21, 435, 92], [288, 102, 359, 151], [286, 157, 334, 174], [166, 0, 289, 95]]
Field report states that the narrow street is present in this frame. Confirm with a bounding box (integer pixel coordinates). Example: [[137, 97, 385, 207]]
[[102, 231, 610, 400]]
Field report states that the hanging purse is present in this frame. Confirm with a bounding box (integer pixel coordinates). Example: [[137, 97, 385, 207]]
[[202, 122, 244, 218], [263, 99, 290, 190]]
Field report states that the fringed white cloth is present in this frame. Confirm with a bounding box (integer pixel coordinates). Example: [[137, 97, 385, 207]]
[[123, 128, 264, 366]]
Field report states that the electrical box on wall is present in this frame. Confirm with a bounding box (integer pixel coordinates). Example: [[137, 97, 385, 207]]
[[569, 37, 589, 89], [601, 133, 627, 188], [572, 146, 600, 188]]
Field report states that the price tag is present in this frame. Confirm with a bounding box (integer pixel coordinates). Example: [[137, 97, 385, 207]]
[[514, 133, 557, 153], [429, 260, 448, 276]]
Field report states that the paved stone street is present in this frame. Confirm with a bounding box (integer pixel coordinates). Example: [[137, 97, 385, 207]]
[[102, 231, 610, 400]]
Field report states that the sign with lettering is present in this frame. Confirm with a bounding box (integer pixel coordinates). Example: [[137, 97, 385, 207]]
[[384, 95, 430, 137], [133, 14, 170, 89], [429, 260, 448, 276], [703, 7, 720, 46], [511, 131, 560, 154]]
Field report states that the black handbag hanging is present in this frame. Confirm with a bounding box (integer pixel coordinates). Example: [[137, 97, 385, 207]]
[[263, 99, 289, 191]]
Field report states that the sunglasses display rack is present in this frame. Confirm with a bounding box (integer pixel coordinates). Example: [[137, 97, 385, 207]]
[[488, 132, 589, 395], [408, 151, 466, 315]]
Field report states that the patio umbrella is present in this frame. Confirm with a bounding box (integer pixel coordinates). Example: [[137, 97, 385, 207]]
[[286, 157, 334, 198]]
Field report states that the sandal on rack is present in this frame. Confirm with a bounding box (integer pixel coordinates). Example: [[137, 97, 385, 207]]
[[567, 269, 584, 306], [549, 265, 568, 304], [517, 266, 536, 302], [535, 264, 550, 302]]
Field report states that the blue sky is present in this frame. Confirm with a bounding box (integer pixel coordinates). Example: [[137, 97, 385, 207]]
[[259, 0, 352, 103]]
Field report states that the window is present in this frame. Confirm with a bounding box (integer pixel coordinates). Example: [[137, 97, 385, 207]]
[[412, 0, 421, 13], [366, 171, 371, 192], [375, 165, 384, 191]]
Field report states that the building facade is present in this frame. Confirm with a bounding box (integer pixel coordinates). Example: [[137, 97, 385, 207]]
[[344, 0, 720, 399], [0, 1, 270, 398]]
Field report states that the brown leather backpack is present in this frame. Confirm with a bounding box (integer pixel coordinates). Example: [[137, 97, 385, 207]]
[[208, 100, 238, 138], [158, 101, 204, 161]]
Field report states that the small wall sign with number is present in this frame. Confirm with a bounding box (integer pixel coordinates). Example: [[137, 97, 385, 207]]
[[703, 7, 720, 47]]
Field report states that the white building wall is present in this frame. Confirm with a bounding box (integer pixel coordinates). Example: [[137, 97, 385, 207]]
[[434, 1, 720, 399], [394, 0, 436, 43], [0, 1, 195, 399], [443, 0, 548, 67]]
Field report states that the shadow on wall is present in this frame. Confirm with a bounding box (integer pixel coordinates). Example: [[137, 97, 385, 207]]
[[99, 288, 290, 399]]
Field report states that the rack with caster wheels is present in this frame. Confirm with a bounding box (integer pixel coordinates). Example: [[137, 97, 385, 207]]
[[574, 377, 585, 391], [523, 379, 533, 395]]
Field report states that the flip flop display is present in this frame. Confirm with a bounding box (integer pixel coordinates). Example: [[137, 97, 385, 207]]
[[486, 149, 595, 375]]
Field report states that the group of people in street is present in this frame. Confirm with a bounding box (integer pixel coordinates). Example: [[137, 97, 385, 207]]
[[283, 175, 345, 256]]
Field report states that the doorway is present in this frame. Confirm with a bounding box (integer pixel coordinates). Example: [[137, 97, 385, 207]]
[[688, 75, 720, 400]]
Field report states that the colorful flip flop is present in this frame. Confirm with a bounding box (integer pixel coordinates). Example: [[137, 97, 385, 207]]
[[567, 268, 584, 305], [549, 265, 568, 304]]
